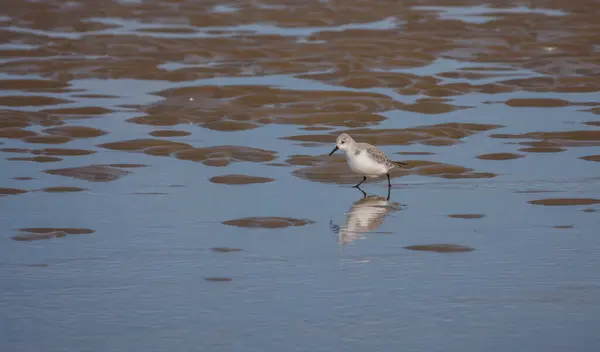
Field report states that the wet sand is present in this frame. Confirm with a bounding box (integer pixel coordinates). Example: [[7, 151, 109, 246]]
[[11, 228, 95, 241], [209, 174, 275, 185], [448, 213, 485, 219], [2, 0, 600, 351], [222, 217, 315, 229], [404, 244, 475, 253]]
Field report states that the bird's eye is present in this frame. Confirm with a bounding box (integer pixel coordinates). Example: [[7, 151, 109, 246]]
[[341, 141, 345, 144]]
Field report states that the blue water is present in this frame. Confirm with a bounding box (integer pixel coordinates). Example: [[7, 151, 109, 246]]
[[2, 1, 600, 351]]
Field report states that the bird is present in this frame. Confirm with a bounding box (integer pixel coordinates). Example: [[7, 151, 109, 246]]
[[328, 133, 407, 188]]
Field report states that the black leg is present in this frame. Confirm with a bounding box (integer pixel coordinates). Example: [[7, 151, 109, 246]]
[[356, 185, 367, 198], [386, 173, 391, 188], [353, 176, 367, 188], [386, 185, 391, 201]]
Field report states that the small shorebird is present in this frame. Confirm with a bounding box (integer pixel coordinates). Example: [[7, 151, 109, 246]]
[[328, 133, 407, 188]]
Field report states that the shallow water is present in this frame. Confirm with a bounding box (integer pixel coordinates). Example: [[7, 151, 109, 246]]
[[1, 0, 600, 351]]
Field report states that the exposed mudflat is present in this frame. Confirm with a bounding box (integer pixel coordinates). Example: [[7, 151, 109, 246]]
[[11, 228, 95, 241], [404, 244, 475, 253], [209, 174, 275, 185], [222, 217, 315, 229]]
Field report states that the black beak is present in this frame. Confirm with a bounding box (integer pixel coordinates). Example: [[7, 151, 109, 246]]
[[328, 146, 339, 156]]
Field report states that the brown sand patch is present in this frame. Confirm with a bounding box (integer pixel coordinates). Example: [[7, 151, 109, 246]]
[[99, 139, 192, 156], [40, 187, 86, 193], [12, 177, 34, 181], [285, 154, 332, 166], [0, 96, 72, 107], [505, 98, 570, 108], [492, 130, 600, 149], [0, 128, 38, 139], [22, 135, 72, 144], [500, 77, 600, 94], [553, 225, 574, 229], [44, 165, 133, 182], [525, 131, 600, 142], [12, 228, 94, 241], [2, 147, 95, 157], [223, 217, 315, 229], [304, 71, 515, 97], [209, 174, 274, 185], [0, 110, 64, 128], [35, 148, 96, 156], [476, 153, 524, 160], [301, 71, 439, 90], [0, 188, 28, 196], [297, 142, 326, 148], [301, 126, 335, 131], [423, 84, 475, 97], [40, 107, 114, 116], [399, 100, 472, 114], [0, 79, 69, 91], [404, 244, 474, 253], [42, 126, 107, 138], [130, 86, 398, 130], [149, 130, 191, 137], [106, 164, 147, 168], [0, 119, 30, 129], [205, 277, 232, 282], [291, 162, 357, 184], [582, 209, 597, 213], [584, 121, 600, 127], [276, 112, 386, 128], [582, 107, 600, 114], [397, 151, 435, 155], [521, 140, 568, 149], [515, 190, 560, 194], [202, 159, 229, 167], [580, 155, 600, 162], [448, 214, 485, 219], [175, 146, 277, 166], [424, 162, 496, 179], [519, 147, 565, 153], [137, 27, 198, 34], [71, 94, 119, 99], [211, 247, 243, 253], [281, 123, 503, 146], [438, 71, 516, 80], [7, 156, 62, 163], [529, 198, 600, 206]]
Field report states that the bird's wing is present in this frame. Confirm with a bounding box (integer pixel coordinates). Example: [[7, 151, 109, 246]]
[[363, 144, 392, 166], [360, 143, 407, 168]]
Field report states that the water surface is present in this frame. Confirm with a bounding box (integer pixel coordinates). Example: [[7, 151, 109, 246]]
[[1, 0, 600, 351]]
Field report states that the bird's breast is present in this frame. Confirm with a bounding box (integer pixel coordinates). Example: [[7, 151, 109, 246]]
[[347, 151, 386, 176]]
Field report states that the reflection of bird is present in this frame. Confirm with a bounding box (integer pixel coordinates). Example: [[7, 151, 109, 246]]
[[328, 133, 407, 188], [330, 187, 402, 247]]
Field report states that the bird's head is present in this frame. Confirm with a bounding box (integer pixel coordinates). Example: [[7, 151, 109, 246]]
[[329, 133, 354, 155]]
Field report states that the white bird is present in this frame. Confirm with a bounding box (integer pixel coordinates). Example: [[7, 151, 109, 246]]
[[328, 133, 407, 188]]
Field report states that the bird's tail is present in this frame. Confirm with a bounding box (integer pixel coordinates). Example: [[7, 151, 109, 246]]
[[392, 161, 408, 167]]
